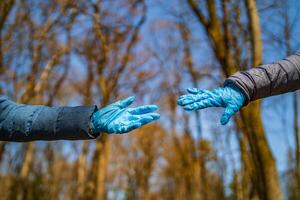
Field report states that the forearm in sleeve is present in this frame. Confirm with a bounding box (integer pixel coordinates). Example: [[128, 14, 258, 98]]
[[224, 53, 300, 104], [0, 98, 99, 142]]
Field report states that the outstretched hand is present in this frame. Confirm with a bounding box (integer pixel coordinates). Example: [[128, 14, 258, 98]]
[[177, 85, 245, 125], [91, 96, 160, 134]]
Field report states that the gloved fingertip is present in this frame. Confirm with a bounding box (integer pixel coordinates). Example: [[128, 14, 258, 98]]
[[221, 106, 237, 125], [178, 95, 186, 99], [177, 99, 183, 105], [148, 105, 159, 111], [127, 96, 136, 102], [120, 96, 135, 107], [220, 114, 230, 125], [187, 88, 201, 94], [151, 113, 160, 120], [183, 105, 194, 111]]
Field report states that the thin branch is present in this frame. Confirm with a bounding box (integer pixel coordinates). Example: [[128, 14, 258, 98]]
[[186, 0, 208, 28]]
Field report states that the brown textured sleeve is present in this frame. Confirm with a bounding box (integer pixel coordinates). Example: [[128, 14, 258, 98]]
[[224, 53, 300, 104]]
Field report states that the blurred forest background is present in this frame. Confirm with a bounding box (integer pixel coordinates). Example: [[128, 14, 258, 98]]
[[0, 0, 300, 199]]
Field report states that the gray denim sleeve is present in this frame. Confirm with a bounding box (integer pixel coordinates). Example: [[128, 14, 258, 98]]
[[224, 53, 300, 104], [0, 97, 99, 142]]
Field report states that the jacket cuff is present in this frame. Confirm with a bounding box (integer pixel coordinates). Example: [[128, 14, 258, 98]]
[[55, 105, 99, 140]]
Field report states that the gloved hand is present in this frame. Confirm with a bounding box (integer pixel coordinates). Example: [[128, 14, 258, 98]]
[[177, 84, 246, 125], [91, 96, 160, 134]]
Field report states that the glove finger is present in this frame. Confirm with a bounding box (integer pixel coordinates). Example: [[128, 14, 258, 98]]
[[177, 93, 210, 106], [139, 113, 160, 122], [220, 106, 237, 125], [147, 113, 160, 120], [187, 88, 203, 94], [116, 96, 135, 108], [177, 95, 195, 106], [135, 113, 159, 126], [127, 115, 140, 121], [179, 94, 185, 99], [119, 122, 142, 133], [178, 94, 192, 100], [128, 105, 158, 115], [137, 115, 155, 125], [183, 98, 221, 111], [129, 113, 159, 124]]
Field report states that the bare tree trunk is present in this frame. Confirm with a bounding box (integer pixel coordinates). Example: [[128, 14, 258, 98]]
[[239, 139, 255, 200], [293, 92, 300, 187], [0, 0, 15, 30], [235, 123, 255, 200], [77, 141, 89, 199], [77, 64, 94, 199], [239, 105, 280, 200], [245, 0, 262, 66], [90, 3, 111, 197], [17, 143, 35, 200], [20, 144, 35, 178], [0, 142, 6, 172], [179, 23, 202, 139], [186, 0, 282, 199], [87, 1, 146, 198], [92, 91, 111, 200], [244, 1, 281, 199], [96, 136, 111, 200], [280, 3, 300, 191], [237, 126, 259, 200], [16, 47, 66, 200], [178, 23, 206, 200], [0, 0, 15, 74]]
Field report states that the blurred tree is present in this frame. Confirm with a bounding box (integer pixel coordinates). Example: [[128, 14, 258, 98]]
[[0, 0, 15, 75], [0, 0, 299, 199], [186, 0, 281, 199], [265, 1, 300, 198], [73, 1, 148, 199]]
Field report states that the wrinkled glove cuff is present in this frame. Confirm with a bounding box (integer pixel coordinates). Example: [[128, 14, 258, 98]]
[[90, 108, 102, 137], [224, 82, 248, 106]]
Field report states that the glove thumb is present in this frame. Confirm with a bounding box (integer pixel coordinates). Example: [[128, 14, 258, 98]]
[[117, 96, 135, 108], [187, 88, 202, 94], [220, 106, 237, 125]]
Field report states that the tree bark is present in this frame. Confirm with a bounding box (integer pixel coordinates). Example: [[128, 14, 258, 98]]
[[0, 0, 15, 74], [95, 135, 111, 200], [90, 2, 146, 198], [78, 64, 94, 199], [17, 143, 35, 200], [186, 0, 282, 199], [245, 0, 262, 66], [240, 102, 281, 200], [77, 141, 89, 200], [235, 122, 258, 200], [16, 44, 67, 200], [0, 142, 6, 172], [293, 92, 300, 188], [244, 0, 281, 199]]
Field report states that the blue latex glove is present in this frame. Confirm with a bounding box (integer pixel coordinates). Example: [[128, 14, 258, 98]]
[[91, 96, 160, 134], [177, 84, 246, 125]]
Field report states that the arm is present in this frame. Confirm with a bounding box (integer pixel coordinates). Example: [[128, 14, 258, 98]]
[[0, 97, 98, 142], [0, 96, 160, 142], [177, 53, 300, 125], [225, 53, 300, 104]]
